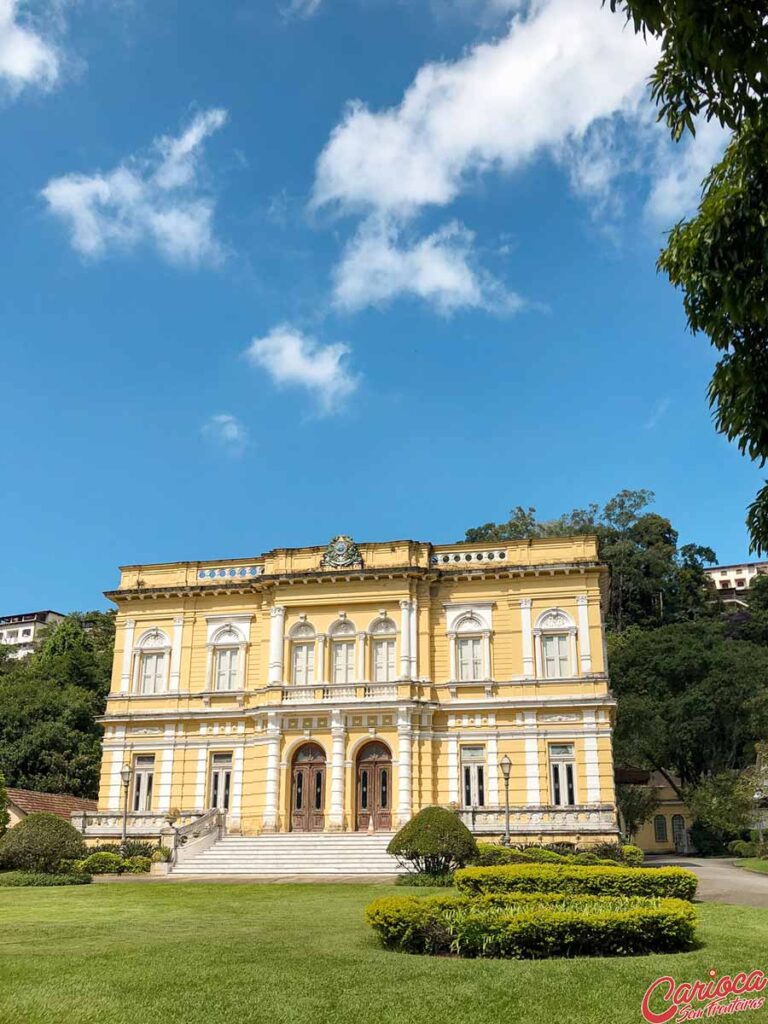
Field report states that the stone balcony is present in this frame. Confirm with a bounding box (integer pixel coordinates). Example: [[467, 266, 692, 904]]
[[280, 682, 399, 703], [456, 804, 618, 837], [70, 810, 205, 839]]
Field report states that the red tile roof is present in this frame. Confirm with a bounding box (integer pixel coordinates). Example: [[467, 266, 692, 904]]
[[6, 788, 97, 820]]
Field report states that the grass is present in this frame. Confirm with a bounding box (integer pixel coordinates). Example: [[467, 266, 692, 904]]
[[1, 883, 768, 1024], [735, 858, 768, 875]]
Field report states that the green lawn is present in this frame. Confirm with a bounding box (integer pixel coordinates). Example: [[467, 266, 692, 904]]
[[735, 858, 768, 875], [1, 882, 768, 1024]]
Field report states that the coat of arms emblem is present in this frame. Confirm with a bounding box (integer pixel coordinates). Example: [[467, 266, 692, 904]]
[[320, 535, 363, 569]]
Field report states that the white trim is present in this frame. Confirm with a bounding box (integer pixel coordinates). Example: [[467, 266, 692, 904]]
[[443, 602, 494, 633], [523, 711, 540, 804], [487, 735, 499, 805], [195, 747, 207, 808], [399, 600, 411, 679], [205, 613, 253, 644], [120, 620, 135, 694], [397, 707, 412, 824], [170, 617, 183, 693], [447, 736, 459, 804], [583, 709, 600, 802], [231, 745, 244, 819], [262, 712, 281, 829], [576, 595, 592, 673], [156, 740, 174, 811], [409, 599, 418, 679], [329, 709, 345, 829], [520, 600, 533, 677], [268, 606, 285, 684]]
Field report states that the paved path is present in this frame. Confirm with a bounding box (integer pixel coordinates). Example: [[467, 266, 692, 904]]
[[648, 856, 768, 908]]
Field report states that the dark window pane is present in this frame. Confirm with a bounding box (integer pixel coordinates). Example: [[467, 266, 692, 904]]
[[295, 772, 303, 810], [314, 771, 323, 811], [565, 764, 574, 806], [464, 766, 472, 807], [212, 773, 219, 808], [145, 774, 153, 810], [477, 766, 485, 807], [380, 769, 388, 808], [361, 769, 368, 809], [223, 771, 231, 811], [552, 765, 561, 806]]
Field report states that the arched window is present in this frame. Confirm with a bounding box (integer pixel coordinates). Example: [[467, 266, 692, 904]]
[[455, 613, 485, 681], [329, 617, 356, 685], [672, 814, 686, 848], [134, 629, 171, 694], [289, 621, 316, 686], [209, 624, 246, 691], [534, 609, 577, 679], [654, 814, 668, 843], [369, 615, 397, 682]]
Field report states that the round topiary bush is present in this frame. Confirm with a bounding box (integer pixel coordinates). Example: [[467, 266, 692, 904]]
[[80, 851, 125, 874], [0, 812, 86, 874], [387, 806, 477, 875]]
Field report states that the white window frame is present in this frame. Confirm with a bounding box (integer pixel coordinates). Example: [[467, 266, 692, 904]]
[[292, 641, 315, 686], [549, 743, 576, 807], [138, 651, 167, 694], [372, 637, 396, 682], [131, 629, 171, 694], [206, 623, 248, 692], [214, 647, 240, 691], [209, 752, 233, 811], [534, 609, 577, 679], [460, 745, 486, 809], [457, 635, 484, 681], [332, 640, 355, 684], [132, 754, 155, 812]]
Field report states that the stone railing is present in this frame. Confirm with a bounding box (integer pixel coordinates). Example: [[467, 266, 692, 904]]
[[163, 808, 226, 865], [70, 810, 205, 839], [456, 804, 618, 836], [281, 682, 398, 703]]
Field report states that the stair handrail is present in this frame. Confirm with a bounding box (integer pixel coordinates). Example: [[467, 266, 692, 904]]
[[166, 808, 226, 866]]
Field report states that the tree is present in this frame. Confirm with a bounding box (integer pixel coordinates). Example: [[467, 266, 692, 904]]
[[0, 770, 9, 837], [464, 489, 715, 632], [0, 611, 115, 798], [616, 784, 660, 842], [687, 770, 756, 836], [607, 3, 768, 552], [609, 620, 768, 794], [387, 806, 477, 875]]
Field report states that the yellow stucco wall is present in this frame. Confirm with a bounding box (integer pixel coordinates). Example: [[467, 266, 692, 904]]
[[94, 535, 618, 844]]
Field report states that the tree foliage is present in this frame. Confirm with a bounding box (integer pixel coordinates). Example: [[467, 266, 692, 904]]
[[616, 784, 661, 842], [0, 770, 9, 837], [387, 806, 478, 875], [0, 611, 114, 798], [607, 3, 768, 552], [465, 489, 716, 632], [0, 812, 86, 873]]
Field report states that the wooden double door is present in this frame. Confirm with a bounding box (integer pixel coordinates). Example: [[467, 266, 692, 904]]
[[291, 743, 326, 832], [356, 741, 392, 831]]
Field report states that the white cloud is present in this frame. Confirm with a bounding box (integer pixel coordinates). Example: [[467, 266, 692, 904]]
[[202, 413, 247, 455], [245, 324, 358, 415], [41, 108, 228, 265], [0, 0, 60, 94], [283, 0, 322, 18], [334, 216, 522, 314], [645, 118, 730, 224], [644, 397, 670, 431], [312, 0, 658, 217]]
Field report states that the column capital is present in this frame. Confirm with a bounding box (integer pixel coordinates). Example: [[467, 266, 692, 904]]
[[576, 594, 589, 607], [271, 605, 286, 618], [520, 598, 533, 609]]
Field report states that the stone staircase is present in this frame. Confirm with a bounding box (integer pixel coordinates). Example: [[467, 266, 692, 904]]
[[171, 832, 404, 876]]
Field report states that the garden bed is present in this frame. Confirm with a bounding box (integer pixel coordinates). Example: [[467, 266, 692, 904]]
[[454, 864, 698, 901]]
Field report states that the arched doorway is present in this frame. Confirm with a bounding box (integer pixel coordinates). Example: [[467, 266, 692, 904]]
[[355, 741, 392, 831], [290, 742, 326, 832]]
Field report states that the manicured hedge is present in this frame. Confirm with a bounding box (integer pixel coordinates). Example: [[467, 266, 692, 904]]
[[474, 844, 622, 868], [454, 864, 698, 901], [365, 892, 697, 958], [0, 813, 86, 873], [0, 871, 92, 887], [74, 852, 152, 875]]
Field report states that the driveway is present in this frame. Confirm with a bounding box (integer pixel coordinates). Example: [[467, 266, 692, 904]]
[[648, 856, 768, 908]]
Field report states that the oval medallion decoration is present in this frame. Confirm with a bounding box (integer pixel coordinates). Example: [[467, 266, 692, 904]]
[[320, 535, 363, 569]]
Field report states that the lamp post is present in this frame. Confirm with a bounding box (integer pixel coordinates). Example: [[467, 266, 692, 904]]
[[499, 754, 512, 846], [120, 763, 132, 855]]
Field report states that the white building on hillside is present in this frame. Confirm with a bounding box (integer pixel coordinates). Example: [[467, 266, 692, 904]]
[[0, 610, 65, 658]]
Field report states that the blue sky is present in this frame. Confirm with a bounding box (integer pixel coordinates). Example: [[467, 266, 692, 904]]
[[0, 0, 761, 614]]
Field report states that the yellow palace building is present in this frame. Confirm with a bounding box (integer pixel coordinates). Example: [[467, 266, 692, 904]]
[[82, 534, 619, 850]]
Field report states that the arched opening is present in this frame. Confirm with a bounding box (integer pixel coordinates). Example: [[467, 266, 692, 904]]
[[290, 742, 326, 832], [355, 740, 392, 831]]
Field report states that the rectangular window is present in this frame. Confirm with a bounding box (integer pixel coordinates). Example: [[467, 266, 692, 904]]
[[461, 745, 486, 808], [457, 636, 483, 681], [542, 634, 570, 678], [549, 743, 576, 806], [214, 648, 239, 691], [332, 641, 355, 684], [373, 639, 396, 682], [21, 629, 31, 637], [292, 642, 315, 685], [654, 814, 668, 842], [132, 755, 155, 812], [139, 652, 166, 694], [210, 752, 233, 811]]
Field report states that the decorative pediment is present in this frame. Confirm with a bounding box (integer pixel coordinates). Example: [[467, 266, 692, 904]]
[[211, 624, 244, 646], [536, 608, 574, 631], [320, 535, 363, 570], [137, 628, 170, 650]]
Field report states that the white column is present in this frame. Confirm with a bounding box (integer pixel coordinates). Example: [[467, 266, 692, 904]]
[[482, 630, 491, 679], [108, 727, 127, 809], [262, 712, 281, 831], [329, 709, 345, 830], [583, 710, 600, 803], [357, 632, 367, 682], [316, 633, 326, 684], [568, 628, 578, 678], [195, 747, 207, 810], [487, 735, 499, 805], [399, 600, 411, 679], [157, 730, 175, 812], [120, 619, 135, 693], [268, 606, 286, 684], [231, 745, 244, 822], [520, 599, 534, 677], [409, 599, 418, 679], [397, 707, 413, 825], [447, 736, 459, 803], [576, 595, 592, 673], [523, 711, 541, 805], [448, 632, 457, 681], [170, 616, 183, 692]]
